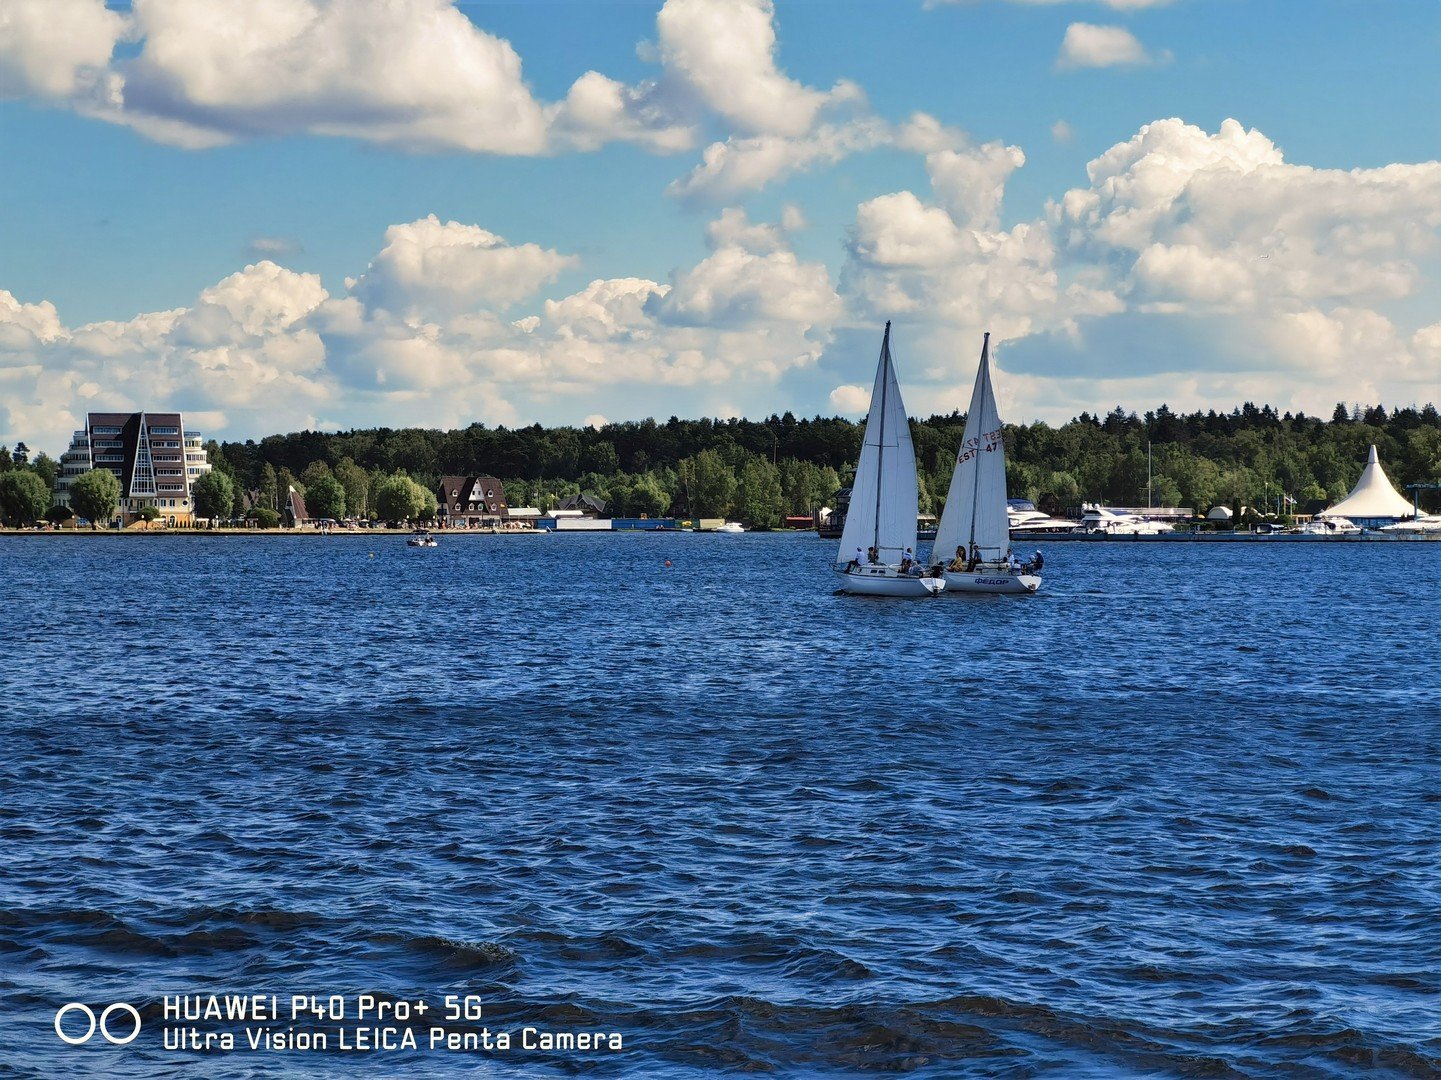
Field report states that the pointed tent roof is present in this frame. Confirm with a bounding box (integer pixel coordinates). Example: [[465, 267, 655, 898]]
[[1320, 445, 1413, 519]]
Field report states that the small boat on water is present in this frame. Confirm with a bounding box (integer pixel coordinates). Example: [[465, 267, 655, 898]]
[[715, 522, 745, 533], [833, 323, 945, 597], [407, 529, 438, 547], [932, 333, 1041, 595]]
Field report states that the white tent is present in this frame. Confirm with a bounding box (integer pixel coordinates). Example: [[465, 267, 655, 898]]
[[1320, 445, 1414, 520]]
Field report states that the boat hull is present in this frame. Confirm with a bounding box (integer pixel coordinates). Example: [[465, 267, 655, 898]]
[[942, 570, 1041, 595], [835, 567, 945, 597]]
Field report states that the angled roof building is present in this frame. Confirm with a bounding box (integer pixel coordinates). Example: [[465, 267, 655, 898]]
[[56, 411, 212, 524]]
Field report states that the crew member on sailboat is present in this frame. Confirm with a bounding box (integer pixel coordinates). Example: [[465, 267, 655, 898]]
[[833, 323, 945, 597], [932, 333, 1042, 596]]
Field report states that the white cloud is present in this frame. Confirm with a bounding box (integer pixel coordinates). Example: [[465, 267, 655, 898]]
[[1057, 23, 1165, 70], [0, 209, 854, 449], [655, 0, 858, 137], [349, 216, 578, 319], [548, 70, 695, 153], [1051, 120, 1075, 145], [651, 244, 842, 329], [1052, 118, 1441, 312], [668, 118, 889, 204], [0, 0, 122, 99], [828, 384, 871, 414], [104, 0, 551, 153], [4, 0, 870, 164], [927, 141, 1027, 229]]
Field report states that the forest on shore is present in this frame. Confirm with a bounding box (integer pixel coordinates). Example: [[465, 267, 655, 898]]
[[206, 401, 1440, 525], [4, 402, 1439, 527]]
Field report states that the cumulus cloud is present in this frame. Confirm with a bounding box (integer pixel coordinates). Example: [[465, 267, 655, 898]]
[[2, 0, 870, 169], [1056, 23, 1165, 70], [0, 0, 122, 99], [548, 70, 695, 153], [1002, 117, 1441, 419], [0, 262, 332, 450], [349, 216, 578, 319], [98, 0, 552, 152], [655, 0, 859, 137], [828, 384, 871, 414], [0, 209, 850, 449], [669, 120, 890, 203], [1051, 118, 1441, 312]]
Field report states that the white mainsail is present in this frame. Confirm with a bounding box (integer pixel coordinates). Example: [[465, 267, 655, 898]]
[[836, 322, 920, 566], [933, 333, 1011, 565]]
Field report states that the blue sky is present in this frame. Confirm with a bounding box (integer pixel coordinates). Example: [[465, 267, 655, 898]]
[[1, 0, 1438, 452]]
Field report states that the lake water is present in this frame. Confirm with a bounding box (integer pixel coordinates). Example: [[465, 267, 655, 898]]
[[2, 534, 1438, 1077]]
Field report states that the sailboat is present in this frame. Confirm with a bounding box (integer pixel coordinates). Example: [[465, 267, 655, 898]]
[[932, 333, 1042, 595], [834, 323, 946, 597]]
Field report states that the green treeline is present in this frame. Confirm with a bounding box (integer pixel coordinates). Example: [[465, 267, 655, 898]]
[[187, 401, 1441, 527]]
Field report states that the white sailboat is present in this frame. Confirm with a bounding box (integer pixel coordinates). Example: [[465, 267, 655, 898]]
[[933, 333, 1042, 595], [834, 323, 945, 597]]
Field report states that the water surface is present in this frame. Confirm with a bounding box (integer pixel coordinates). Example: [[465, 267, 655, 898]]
[[2, 535, 1438, 1076]]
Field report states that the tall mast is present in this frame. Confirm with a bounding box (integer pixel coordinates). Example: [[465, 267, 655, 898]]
[[874, 321, 890, 555], [967, 333, 990, 548]]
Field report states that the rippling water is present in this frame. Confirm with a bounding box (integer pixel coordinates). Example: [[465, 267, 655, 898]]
[[2, 534, 1438, 1077]]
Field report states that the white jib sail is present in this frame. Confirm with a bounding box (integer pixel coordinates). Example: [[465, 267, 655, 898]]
[[837, 323, 920, 567], [933, 333, 1011, 565]]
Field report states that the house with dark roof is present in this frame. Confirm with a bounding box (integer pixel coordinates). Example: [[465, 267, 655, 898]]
[[438, 475, 508, 527], [283, 486, 311, 527], [557, 492, 608, 516]]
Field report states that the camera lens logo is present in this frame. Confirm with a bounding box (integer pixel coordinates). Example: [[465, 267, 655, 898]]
[[55, 1003, 142, 1046]]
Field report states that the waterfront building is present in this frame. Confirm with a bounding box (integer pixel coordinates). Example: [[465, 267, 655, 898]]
[[557, 492, 607, 517], [284, 486, 311, 527], [438, 475, 508, 527], [1319, 444, 1414, 528], [56, 412, 213, 525]]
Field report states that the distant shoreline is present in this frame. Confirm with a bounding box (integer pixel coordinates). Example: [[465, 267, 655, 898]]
[[2, 528, 1435, 542]]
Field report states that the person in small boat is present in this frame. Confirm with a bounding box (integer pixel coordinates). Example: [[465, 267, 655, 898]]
[[899, 548, 914, 573], [967, 542, 981, 571], [866, 545, 879, 565], [947, 546, 967, 571], [1022, 549, 1044, 574], [847, 547, 862, 572]]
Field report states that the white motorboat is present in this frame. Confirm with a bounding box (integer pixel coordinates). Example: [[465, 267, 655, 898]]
[[715, 521, 745, 533], [932, 333, 1041, 596], [1074, 505, 1175, 535], [1300, 516, 1360, 535], [1380, 514, 1441, 534], [407, 530, 438, 547], [833, 323, 945, 597], [1008, 502, 1077, 533]]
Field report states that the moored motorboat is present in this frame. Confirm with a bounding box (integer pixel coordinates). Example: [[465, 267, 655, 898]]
[[407, 529, 438, 547], [833, 323, 945, 597]]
